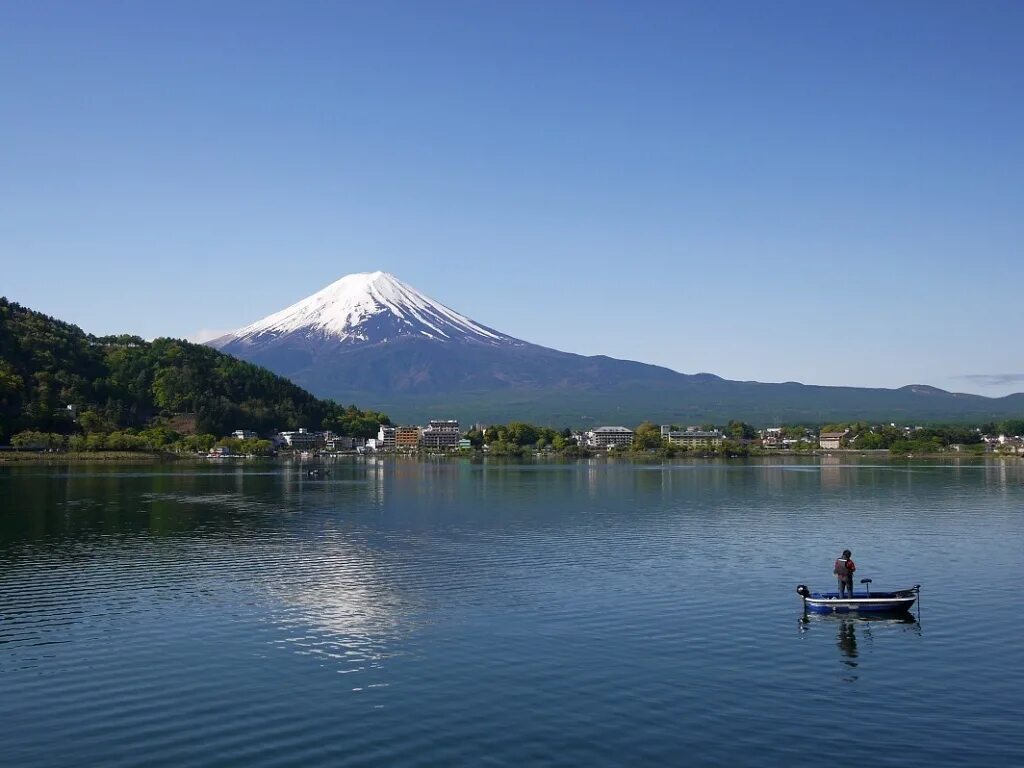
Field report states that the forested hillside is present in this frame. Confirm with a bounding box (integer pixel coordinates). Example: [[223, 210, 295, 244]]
[[0, 298, 388, 445]]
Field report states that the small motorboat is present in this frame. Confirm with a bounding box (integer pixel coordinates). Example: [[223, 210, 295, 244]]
[[796, 579, 919, 614]]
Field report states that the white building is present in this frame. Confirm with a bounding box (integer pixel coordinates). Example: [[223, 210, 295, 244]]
[[278, 429, 320, 449], [587, 426, 634, 448], [377, 425, 396, 451], [421, 419, 461, 449], [232, 429, 258, 440]]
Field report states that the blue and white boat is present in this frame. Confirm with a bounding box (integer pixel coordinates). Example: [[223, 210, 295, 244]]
[[796, 582, 919, 614]]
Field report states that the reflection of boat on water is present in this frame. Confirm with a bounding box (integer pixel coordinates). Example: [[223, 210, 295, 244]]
[[836, 618, 858, 660], [796, 582, 920, 614], [800, 611, 919, 632], [800, 612, 920, 674]]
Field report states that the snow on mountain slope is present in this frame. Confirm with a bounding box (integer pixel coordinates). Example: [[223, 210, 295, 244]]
[[216, 271, 520, 348]]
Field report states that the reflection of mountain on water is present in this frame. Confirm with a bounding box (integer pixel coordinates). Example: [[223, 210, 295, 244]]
[[0, 465, 417, 676], [259, 532, 410, 672]]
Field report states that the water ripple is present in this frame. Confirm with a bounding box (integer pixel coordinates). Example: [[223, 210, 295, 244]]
[[0, 459, 1022, 766]]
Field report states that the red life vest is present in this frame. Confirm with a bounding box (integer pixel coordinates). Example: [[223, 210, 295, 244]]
[[833, 557, 855, 578]]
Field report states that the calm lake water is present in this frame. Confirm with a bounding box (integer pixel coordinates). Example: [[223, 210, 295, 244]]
[[1, 457, 1022, 767]]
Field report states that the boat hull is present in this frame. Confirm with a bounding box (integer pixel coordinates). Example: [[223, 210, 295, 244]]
[[801, 590, 917, 614]]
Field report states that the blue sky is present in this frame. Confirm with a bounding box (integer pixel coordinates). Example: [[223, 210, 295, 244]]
[[2, 1, 1022, 395]]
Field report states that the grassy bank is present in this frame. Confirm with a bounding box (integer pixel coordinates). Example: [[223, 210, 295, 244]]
[[0, 450, 178, 463]]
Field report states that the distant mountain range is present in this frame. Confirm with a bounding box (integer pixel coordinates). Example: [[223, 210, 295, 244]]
[[209, 272, 1024, 425]]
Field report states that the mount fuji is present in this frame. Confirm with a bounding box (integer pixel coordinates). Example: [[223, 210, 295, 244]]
[[209, 272, 1023, 424], [214, 271, 520, 350]]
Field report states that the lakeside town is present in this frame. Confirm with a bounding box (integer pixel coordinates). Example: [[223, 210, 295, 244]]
[[209, 418, 1024, 459], [7, 413, 1024, 461]]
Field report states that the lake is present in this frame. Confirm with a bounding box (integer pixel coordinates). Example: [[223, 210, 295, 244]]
[[1, 457, 1022, 767]]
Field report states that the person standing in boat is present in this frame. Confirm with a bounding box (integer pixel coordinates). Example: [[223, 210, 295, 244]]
[[834, 549, 856, 598]]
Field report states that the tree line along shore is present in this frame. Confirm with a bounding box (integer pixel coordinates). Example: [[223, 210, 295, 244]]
[[5, 418, 1023, 462]]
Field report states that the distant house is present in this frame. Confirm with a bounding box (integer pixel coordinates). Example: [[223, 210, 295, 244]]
[[232, 429, 258, 440], [587, 426, 634, 449], [760, 427, 783, 448], [819, 431, 848, 450], [997, 435, 1024, 454], [457, 438, 473, 450]]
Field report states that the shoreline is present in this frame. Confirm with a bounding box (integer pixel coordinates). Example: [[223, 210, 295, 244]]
[[0, 450, 175, 463], [1, 449, 1018, 465]]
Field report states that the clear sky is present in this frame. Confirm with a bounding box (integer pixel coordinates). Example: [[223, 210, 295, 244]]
[[2, 1, 1022, 396]]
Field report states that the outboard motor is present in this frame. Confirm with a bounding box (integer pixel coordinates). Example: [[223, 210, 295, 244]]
[[796, 584, 810, 599]]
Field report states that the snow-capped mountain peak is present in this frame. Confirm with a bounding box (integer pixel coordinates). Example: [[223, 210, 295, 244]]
[[217, 271, 519, 347]]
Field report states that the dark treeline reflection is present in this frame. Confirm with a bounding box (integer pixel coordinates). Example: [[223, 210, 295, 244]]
[[0, 465, 294, 545]]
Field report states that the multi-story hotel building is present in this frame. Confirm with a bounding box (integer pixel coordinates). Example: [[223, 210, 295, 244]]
[[660, 425, 724, 448], [420, 419, 461, 449], [587, 426, 634, 448], [277, 429, 321, 449], [395, 426, 421, 449]]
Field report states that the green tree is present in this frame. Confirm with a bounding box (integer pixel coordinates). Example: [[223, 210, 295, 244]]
[[181, 434, 216, 453], [633, 421, 664, 451], [0, 360, 21, 398], [151, 365, 195, 412], [12, 430, 65, 450], [820, 423, 849, 434], [727, 420, 757, 440], [463, 427, 485, 447], [505, 422, 540, 446], [854, 431, 884, 449], [999, 419, 1024, 436]]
